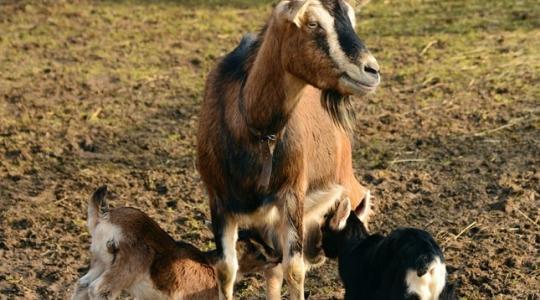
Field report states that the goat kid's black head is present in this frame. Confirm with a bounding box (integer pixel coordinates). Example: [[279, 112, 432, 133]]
[[275, 0, 380, 97], [321, 197, 369, 258]]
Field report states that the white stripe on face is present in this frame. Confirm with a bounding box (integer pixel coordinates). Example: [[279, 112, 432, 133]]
[[310, 2, 362, 77], [345, 2, 356, 30]]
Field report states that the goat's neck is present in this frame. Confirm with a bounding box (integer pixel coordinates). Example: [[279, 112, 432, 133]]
[[241, 23, 306, 135], [339, 233, 383, 262]]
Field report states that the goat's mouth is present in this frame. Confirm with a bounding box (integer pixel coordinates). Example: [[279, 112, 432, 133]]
[[339, 73, 380, 96]]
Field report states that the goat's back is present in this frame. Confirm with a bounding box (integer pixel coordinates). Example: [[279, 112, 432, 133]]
[[108, 207, 177, 253], [150, 242, 218, 300], [387, 228, 449, 300]]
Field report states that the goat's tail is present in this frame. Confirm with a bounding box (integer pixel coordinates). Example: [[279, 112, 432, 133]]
[[87, 185, 109, 235]]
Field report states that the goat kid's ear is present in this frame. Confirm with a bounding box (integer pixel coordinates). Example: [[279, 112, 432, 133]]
[[329, 197, 351, 231], [354, 190, 372, 225], [279, 0, 311, 28], [248, 238, 281, 264], [248, 237, 267, 255], [92, 185, 109, 214]]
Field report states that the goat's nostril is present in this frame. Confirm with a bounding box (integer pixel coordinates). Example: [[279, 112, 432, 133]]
[[364, 65, 379, 76], [361, 54, 380, 78]]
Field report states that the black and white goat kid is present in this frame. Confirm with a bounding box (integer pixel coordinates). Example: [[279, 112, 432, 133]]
[[321, 199, 456, 300]]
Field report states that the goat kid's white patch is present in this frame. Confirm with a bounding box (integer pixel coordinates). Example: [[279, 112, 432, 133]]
[[90, 221, 123, 264], [309, 2, 361, 77], [405, 257, 447, 300]]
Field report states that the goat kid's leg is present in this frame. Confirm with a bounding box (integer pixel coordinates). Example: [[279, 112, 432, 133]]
[[264, 264, 283, 300], [282, 194, 305, 300], [87, 262, 137, 300], [71, 262, 105, 300], [71, 284, 90, 300], [214, 217, 239, 300], [88, 273, 122, 300]]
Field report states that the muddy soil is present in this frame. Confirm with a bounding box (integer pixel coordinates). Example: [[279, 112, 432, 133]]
[[0, 0, 539, 299]]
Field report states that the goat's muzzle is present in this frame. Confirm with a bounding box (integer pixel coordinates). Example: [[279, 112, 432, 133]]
[[338, 52, 380, 96]]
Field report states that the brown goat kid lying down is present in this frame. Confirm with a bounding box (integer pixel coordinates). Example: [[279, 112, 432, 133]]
[[71, 186, 281, 300]]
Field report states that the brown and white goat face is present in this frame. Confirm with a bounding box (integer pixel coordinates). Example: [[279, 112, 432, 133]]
[[236, 235, 282, 275], [276, 0, 380, 96]]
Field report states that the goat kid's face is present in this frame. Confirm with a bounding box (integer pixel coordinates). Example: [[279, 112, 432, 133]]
[[276, 0, 380, 96], [321, 197, 370, 258], [236, 235, 282, 274]]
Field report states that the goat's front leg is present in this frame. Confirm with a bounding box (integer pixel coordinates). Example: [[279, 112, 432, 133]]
[[281, 191, 305, 300], [212, 212, 239, 300]]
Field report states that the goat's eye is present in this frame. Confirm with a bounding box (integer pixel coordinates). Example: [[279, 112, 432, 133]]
[[307, 22, 319, 29]]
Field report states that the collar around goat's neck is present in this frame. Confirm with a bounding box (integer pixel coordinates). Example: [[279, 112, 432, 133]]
[[238, 79, 283, 192], [238, 79, 282, 144], [238, 73, 306, 191]]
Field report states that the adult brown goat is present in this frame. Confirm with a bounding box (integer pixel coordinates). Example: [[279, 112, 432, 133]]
[[197, 1, 380, 299]]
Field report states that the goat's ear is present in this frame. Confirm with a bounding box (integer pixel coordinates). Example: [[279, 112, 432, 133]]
[[248, 237, 266, 254], [357, 0, 371, 9], [278, 0, 310, 27], [345, 0, 371, 9], [329, 197, 351, 231]]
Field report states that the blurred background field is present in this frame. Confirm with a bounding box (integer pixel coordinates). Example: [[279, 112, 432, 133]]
[[0, 0, 539, 298]]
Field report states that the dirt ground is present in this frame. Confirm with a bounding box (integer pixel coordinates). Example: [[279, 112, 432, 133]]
[[0, 0, 539, 299]]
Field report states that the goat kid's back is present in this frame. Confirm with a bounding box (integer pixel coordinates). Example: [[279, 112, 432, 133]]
[[73, 186, 279, 300]]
